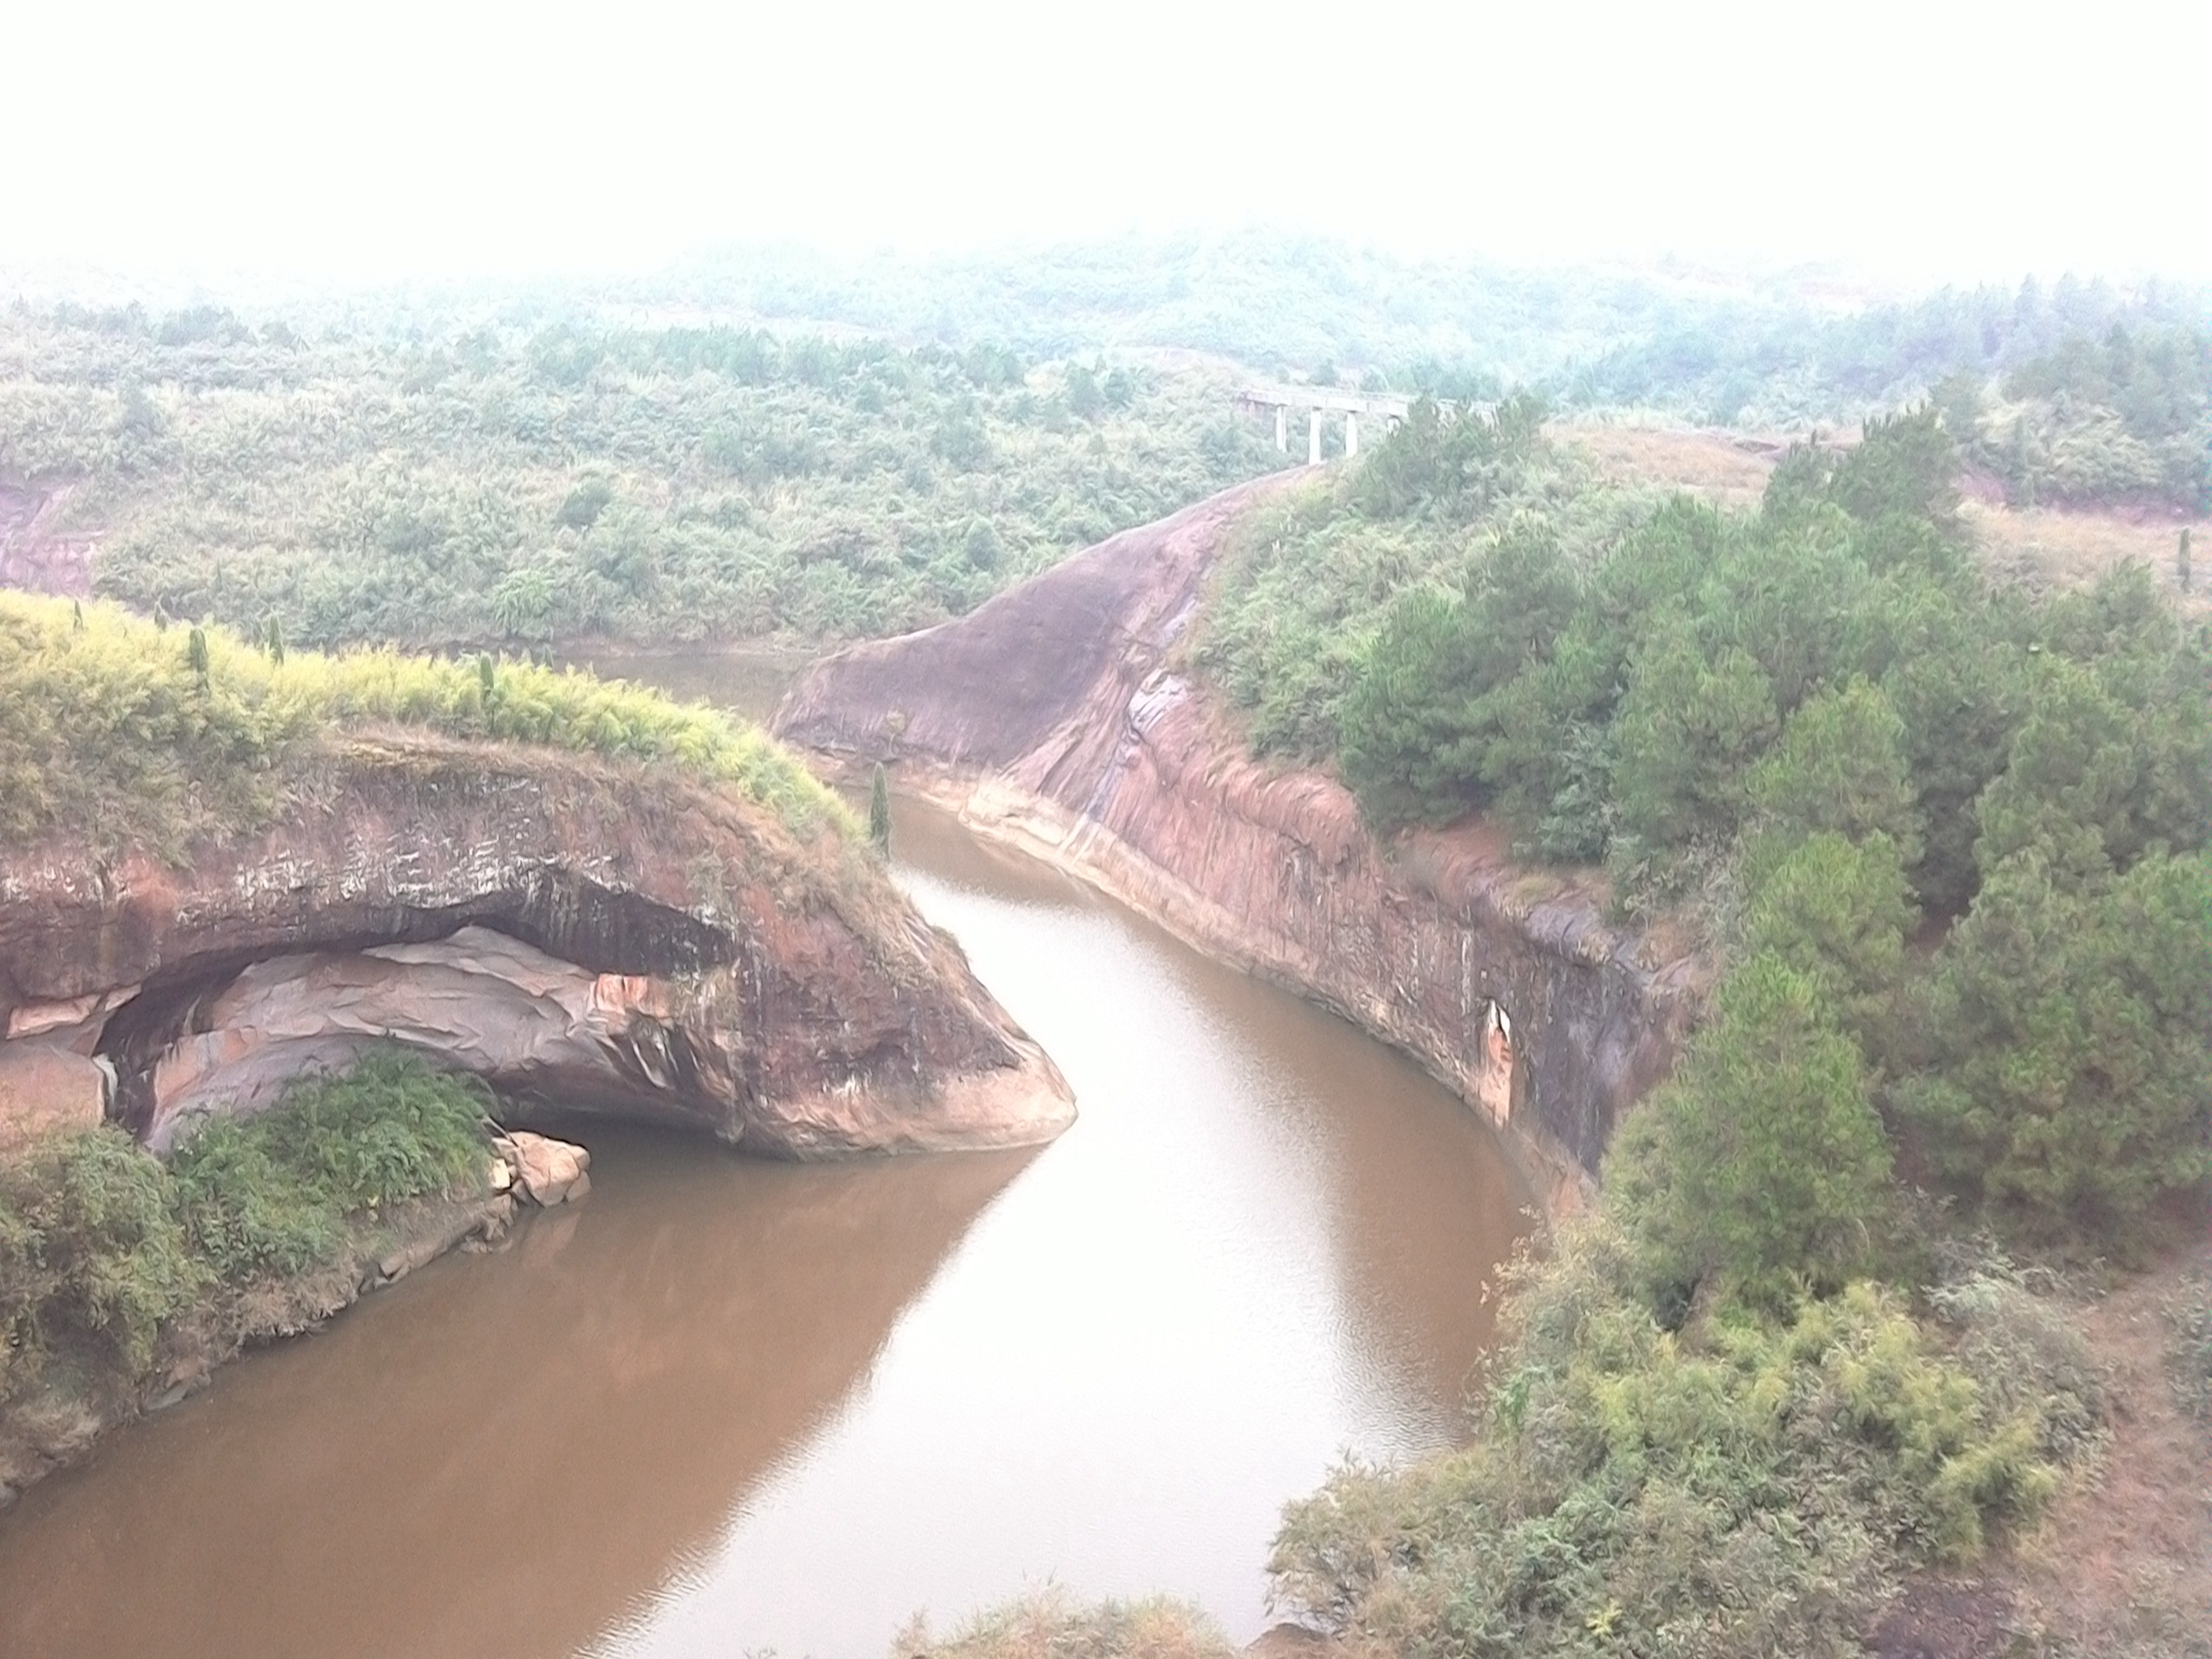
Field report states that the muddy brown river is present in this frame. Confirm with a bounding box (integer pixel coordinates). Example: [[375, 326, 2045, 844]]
[[0, 652, 1533, 1657]]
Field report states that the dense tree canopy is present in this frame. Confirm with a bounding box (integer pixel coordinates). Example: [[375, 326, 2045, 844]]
[[1938, 323, 2212, 513], [1202, 399, 2212, 1252]]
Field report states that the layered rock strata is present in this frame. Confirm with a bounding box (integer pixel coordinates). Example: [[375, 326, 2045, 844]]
[[0, 732, 1073, 1157], [775, 479, 1700, 1197]]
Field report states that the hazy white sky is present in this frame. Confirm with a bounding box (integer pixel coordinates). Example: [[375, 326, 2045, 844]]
[[6, 0, 2207, 286]]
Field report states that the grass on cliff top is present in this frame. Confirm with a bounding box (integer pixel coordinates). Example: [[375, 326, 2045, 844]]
[[0, 591, 854, 856]]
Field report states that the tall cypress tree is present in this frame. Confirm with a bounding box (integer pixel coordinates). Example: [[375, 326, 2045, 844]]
[[868, 762, 893, 854]]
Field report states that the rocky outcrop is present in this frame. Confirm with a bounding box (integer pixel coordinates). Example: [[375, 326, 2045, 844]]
[[496, 1129, 592, 1206], [775, 480, 1701, 1198], [0, 483, 93, 599], [0, 732, 1072, 1157]]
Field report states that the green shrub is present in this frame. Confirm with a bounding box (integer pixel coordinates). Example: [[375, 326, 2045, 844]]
[[1928, 1264, 2105, 1463], [0, 1129, 200, 1378], [1337, 519, 1582, 830], [0, 1185, 42, 1397], [0, 593, 314, 854], [1608, 626, 1778, 861], [1902, 848, 2212, 1243], [1269, 1219, 2067, 1658], [1211, 401, 2210, 931], [1972, 605, 2212, 882], [1882, 609, 2030, 916], [1965, 325, 2212, 514], [897, 1587, 1236, 1659], [0, 1051, 495, 1405], [166, 1123, 342, 1281], [170, 1048, 491, 1282], [1615, 954, 1894, 1300], [1740, 832, 1915, 1066], [867, 762, 892, 852], [1347, 390, 1550, 524], [269, 1048, 491, 1209], [1740, 678, 1922, 885], [1804, 1284, 2059, 1562]]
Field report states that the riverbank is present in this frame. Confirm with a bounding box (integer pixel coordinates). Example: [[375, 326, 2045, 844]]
[[773, 480, 1706, 1210], [0, 1066, 608, 1509], [0, 597, 1075, 1512], [0, 796, 1531, 1657], [0, 1168, 514, 1511], [774, 441, 2212, 1659]]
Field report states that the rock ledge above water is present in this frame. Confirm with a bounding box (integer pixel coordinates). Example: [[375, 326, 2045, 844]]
[[0, 733, 1074, 1157]]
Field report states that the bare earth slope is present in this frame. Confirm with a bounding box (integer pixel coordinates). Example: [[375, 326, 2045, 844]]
[[776, 479, 1699, 1198]]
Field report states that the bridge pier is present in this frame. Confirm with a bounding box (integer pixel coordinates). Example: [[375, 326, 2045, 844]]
[[1240, 382, 1413, 467]]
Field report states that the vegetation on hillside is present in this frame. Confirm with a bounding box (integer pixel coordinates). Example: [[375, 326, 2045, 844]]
[[664, 235, 2210, 430], [1936, 324, 2211, 513], [1213, 405, 2211, 1245], [1185, 404, 2212, 1652], [0, 592, 851, 853], [0, 303, 1280, 648], [1566, 274, 2209, 429], [896, 1589, 1235, 1659], [0, 1051, 490, 1413], [1188, 393, 1647, 766], [2, 244, 2204, 1646]]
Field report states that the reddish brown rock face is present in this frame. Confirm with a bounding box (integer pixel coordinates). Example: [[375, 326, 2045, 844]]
[[0, 735, 1072, 1157], [775, 480, 1699, 1192], [0, 483, 94, 599]]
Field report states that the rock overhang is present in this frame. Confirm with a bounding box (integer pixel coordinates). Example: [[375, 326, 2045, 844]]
[[0, 735, 1074, 1160]]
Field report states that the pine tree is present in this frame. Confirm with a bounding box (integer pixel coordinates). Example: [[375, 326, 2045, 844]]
[[867, 762, 893, 854], [265, 616, 285, 664], [185, 626, 210, 690]]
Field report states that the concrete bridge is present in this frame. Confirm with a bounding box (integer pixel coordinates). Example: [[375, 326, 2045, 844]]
[[1239, 382, 1413, 465]]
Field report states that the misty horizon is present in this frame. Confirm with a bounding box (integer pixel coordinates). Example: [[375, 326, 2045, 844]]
[[6, 0, 2206, 293]]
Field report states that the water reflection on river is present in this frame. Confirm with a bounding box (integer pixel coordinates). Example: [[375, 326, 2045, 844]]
[[0, 649, 1533, 1658]]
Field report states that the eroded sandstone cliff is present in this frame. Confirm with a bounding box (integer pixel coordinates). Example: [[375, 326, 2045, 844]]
[[0, 731, 1072, 1157], [774, 480, 1700, 1198]]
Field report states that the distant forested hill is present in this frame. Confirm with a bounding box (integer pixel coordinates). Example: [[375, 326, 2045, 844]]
[[2, 237, 2201, 650], [0, 305, 1279, 647], [1936, 324, 2211, 513], [656, 231, 2210, 430]]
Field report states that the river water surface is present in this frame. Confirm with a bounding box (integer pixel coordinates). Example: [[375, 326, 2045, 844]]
[[0, 651, 1533, 1657]]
